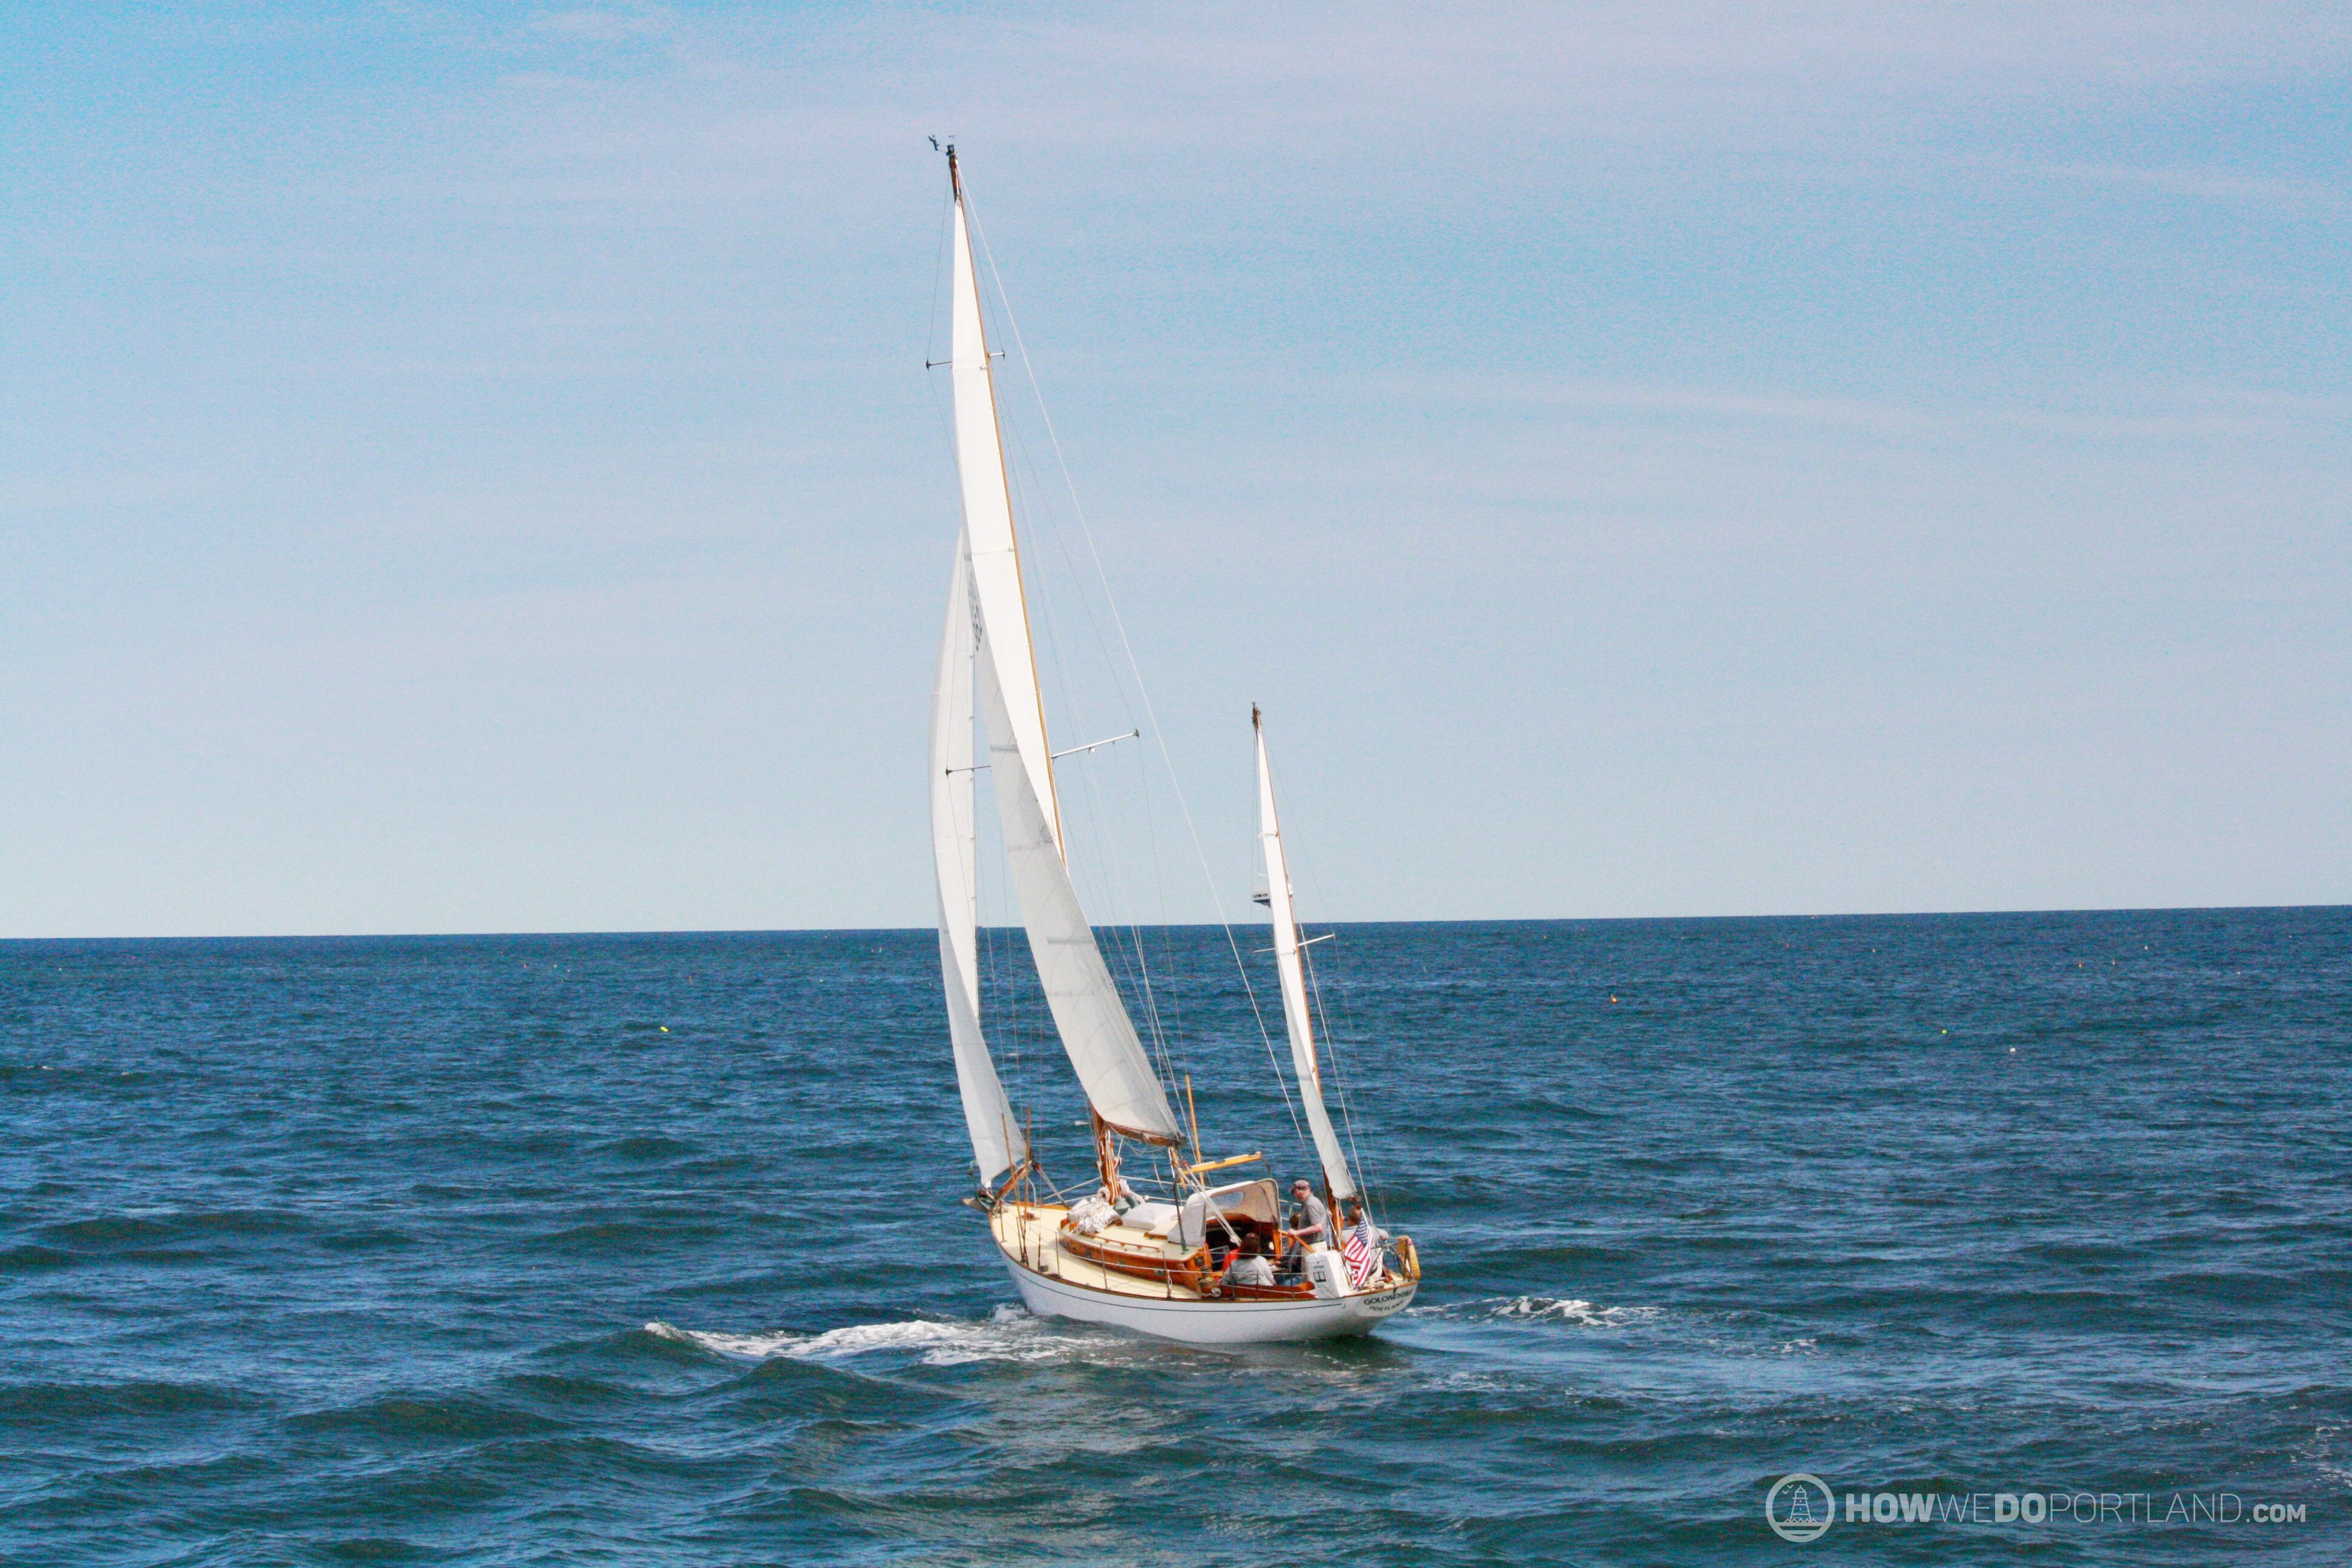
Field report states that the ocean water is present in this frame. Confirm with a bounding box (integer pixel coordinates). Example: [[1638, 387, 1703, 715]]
[[2, 909, 2347, 1566]]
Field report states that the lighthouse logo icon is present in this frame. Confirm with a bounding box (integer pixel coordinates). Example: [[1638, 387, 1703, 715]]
[[1765, 1474, 1835, 1543]]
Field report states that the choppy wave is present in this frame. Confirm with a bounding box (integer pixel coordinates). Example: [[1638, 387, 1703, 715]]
[[0, 1379, 264, 1419], [6, 914, 2345, 1567], [290, 1393, 567, 1440]]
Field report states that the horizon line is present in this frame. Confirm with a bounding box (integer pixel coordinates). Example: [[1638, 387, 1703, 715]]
[[5, 901, 2345, 944]]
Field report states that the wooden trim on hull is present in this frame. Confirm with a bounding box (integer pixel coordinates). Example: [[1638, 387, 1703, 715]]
[[1054, 1226, 1319, 1300]]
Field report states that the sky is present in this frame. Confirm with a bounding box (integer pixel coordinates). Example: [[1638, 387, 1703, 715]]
[[3, 1, 2347, 936]]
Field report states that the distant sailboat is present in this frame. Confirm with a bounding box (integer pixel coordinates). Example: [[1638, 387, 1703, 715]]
[[926, 146, 1417, 1344]]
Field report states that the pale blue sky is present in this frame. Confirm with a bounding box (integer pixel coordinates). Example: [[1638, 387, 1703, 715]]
[[4, 2, 2347, 936]]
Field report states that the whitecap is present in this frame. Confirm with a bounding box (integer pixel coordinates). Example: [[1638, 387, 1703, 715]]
[[645, 1322, 806, 1359]]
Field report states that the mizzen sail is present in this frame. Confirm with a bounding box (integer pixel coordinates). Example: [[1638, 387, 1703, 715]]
[[1255, 708, 1357, 1201], [931, 530, 1026, 1185]]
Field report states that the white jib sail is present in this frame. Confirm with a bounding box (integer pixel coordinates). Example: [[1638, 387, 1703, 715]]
[[932, 531, 1025, 1185], [1256, 711, 1357, 1201], [978, 629, 1182, 1143], [949, 180, 1061, 858]]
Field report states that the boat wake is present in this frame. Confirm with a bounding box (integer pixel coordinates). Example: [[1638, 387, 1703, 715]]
[[647, 1304, 1094, 1367], [1409, 1295, 1658, 1328], [1495, 1295, 1647, 1326]]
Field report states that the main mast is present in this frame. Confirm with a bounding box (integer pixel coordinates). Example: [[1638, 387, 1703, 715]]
[[936, 145, 1182, 1179]]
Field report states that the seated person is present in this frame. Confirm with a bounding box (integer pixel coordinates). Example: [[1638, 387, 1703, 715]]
[[1220, 1233, 1276, 1289]]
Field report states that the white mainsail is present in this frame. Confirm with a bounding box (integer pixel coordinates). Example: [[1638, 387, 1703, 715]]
[[1255, 709, 1357, 1201], [947, 163, 1060, 857], [978, 633, 1183, 1143], [931, 530, 1026, 1185], [936, 151, 1180, 1150]]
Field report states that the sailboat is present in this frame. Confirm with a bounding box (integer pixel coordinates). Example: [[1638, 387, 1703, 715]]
[[927, 147, 1419, 1345]]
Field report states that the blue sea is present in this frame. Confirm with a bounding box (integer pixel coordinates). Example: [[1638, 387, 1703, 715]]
[[4, 909, 2346, 1565]]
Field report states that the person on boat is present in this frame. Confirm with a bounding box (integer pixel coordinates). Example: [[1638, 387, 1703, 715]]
[[1221, 1233, 1275, 1289], [1288, 1179, 1330, 1244], [1338, 1200, 1388, 1287]]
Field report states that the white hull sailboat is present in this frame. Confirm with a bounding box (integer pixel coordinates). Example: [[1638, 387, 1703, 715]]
[[926, 148, 1418, 1345]]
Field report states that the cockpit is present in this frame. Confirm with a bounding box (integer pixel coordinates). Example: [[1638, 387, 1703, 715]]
[[1178, 1178, 1279, 1253]]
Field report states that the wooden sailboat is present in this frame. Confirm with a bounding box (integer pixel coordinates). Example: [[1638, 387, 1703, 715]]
[[927, 148, 1419, 1345]]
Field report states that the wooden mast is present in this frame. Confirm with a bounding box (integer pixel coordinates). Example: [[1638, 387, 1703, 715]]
[[1091, 1111, 1122, 1201]]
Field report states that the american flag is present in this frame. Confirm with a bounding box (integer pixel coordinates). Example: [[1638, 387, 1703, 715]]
[[1341, 1215, 1380, 1287]]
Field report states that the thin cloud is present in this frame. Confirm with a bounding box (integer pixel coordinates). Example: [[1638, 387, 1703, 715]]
[[2027, 160, 2348, 211]]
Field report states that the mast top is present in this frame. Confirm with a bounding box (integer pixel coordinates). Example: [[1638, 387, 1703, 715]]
[[935, 137, 962, 200]]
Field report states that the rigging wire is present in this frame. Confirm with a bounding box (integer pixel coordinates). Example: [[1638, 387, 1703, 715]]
[[1301, 933, 1384, 1214], [958, 188, 1181, 1120], [1281, 785, 1387, 1210], [962, 191, 1309, 1152], [998, 410, 1186, 1109], [981, 258, 1187, 1112]]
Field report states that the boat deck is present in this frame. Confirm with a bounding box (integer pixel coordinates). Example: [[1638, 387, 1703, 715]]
[[989, 1201, 1205, 1301]]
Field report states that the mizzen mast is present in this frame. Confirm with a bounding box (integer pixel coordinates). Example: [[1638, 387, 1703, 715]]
[[1255, 706, 1358, 1202]]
